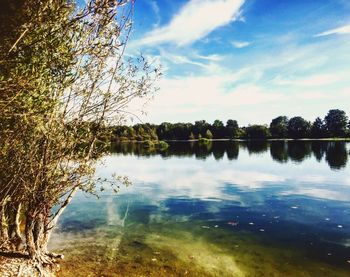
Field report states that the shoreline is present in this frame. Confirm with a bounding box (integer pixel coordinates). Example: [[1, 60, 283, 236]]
[[114, 138, 350, 143]]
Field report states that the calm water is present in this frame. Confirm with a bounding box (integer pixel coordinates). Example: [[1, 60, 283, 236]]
[[50, 141, 350, 276]]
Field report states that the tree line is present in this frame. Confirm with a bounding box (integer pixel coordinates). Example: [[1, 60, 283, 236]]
[[112, 109, 350, 141]]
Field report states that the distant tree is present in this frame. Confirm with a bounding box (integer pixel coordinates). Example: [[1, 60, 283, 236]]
[[311, 117, 326, 138], [288, 117, 311, 138], [269, 116, 288, 138], [211, 119, 225, 138], [324, 109, 348, 137], [226, 119, 239, 139], [194, 120, 210, 138], [157, 122, 172, 140], [205, 129, 213, 139], [245, 125, 271, 139]]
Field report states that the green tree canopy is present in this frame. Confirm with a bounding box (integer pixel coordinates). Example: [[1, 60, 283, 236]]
[[324, 109, 348, 137], [288, 117, 311, 138], [269, 116, 288, 138]]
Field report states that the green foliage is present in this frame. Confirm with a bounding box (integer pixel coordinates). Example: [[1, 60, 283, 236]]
[[324, 109, 348, 137], [111, 109, 350, 142], [226, 119, 239, 139], [211, 119, 225, 138], [270, 116, 289, 138], [244, 125, 271, 139], [0, 0, 159, 261], [288, 117, 311, 138], [198, 137, 210, 144], [311, 117, 326, 138], [142, 140, 154, 148], [205, 129, 213, 139], [156, 140, 169, 150]]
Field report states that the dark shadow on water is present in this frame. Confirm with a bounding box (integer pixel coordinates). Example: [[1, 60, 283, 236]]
[[111, 141, 350, 170]]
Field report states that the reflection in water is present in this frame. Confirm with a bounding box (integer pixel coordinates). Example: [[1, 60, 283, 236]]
[[51, 141, 350, 276], [112, 140, 350, 170]]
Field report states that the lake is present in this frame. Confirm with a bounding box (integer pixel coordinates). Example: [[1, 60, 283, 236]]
[[50, 141, 350, 276]]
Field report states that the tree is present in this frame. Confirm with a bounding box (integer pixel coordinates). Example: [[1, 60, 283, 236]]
[[0, 0, 158, 271], [324, 109, 348, 137], [245, 125, 271, 139], [287, 117, 311, 138], [205, 129, 213, 139], [211, 119, 225, 138], [311, 117, 326, 138], [226, 119, 239, 139], [194, 120, 210, 138], [269, 116, 288, 138]]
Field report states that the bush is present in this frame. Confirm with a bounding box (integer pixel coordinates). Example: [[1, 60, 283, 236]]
[[199, 137, 210, 144], [142, 140, 154, 148], [155, 140, 169, 150]]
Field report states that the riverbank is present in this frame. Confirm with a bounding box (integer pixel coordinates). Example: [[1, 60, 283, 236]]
[[115, 138, 350, 143]]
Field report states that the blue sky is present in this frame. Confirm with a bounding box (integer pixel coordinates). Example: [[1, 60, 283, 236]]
[[128, 0, 350, 125]]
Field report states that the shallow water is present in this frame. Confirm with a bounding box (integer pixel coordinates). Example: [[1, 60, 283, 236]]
[[50, 141, 350, 276]]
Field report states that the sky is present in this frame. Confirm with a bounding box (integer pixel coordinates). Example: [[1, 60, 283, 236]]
[[114, 0, 350, 125]]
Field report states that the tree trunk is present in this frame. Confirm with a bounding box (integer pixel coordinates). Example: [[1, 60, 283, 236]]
[[0, 204, 9, 244], [25, 213, 37, 259]]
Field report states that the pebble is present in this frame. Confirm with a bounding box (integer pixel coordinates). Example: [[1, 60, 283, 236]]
[[201, 226, 210, 229], [291, 206, 298, 209], [347, 260, 350, 264], [214, 225, 219, 228], [325, 218, 330, 221], [259, 229, 265, 232], [327, 253, 332, 256], [337, 225, 343, 228], [249, 222, 254, 225], [151, 258, 157, 262], [273, 216, 280, 219]]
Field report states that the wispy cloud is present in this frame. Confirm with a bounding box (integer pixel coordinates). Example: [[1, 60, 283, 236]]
[[195, 53, 223, 62], [315, 23, 350, 37], [136, 0, 245, 46], [148, 0, 161, 27], [231, 40, 251, 48]]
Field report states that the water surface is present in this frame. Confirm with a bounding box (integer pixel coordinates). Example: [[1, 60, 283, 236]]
[[51, 141, 350, 276]]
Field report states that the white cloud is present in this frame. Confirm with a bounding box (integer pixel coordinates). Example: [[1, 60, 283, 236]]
[[158, 50, 207, 68], [315, 23, 350, 37], [144, 72, 283, 121], [272, 71, 350, 87], [231, 40, 251, 48], [136, 0, 245, 46], [148, 0, 161, 27], [195, 54, 224, 62], [281, 188, 350, 202]]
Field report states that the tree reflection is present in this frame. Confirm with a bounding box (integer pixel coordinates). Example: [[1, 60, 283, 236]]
[[244, 141, 269, 154], [325, 142, 348, 170], [287, 141, 312, 162], [226, 141, 239, 160], [270, 141, 288, 163], [111, 141, 349, 170], [311, 142, 327, 162]]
